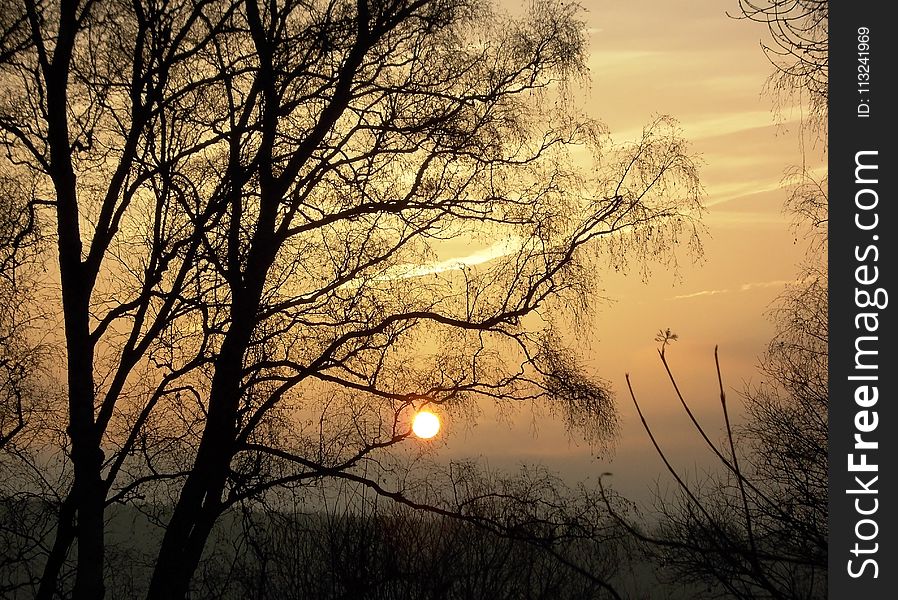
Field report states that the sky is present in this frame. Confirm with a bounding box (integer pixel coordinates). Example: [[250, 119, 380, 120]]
[[430, 0, 822, 503]]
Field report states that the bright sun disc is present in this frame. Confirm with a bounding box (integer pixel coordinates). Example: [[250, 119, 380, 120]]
[[412, 411, 440, 439]]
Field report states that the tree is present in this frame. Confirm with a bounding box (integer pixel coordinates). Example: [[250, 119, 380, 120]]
[[734, 0, 828, 243], [190, 466, 629, 600], [1, 0, 702, 597], [601, 2, 828, 597], [733, 0, 827, 133], [0, 157, 55, 599], [614, 329, 826, 599], [0, 168, 44, 451]]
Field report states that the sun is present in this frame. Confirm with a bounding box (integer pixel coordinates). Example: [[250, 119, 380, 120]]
[[411, 410, 440, 439]]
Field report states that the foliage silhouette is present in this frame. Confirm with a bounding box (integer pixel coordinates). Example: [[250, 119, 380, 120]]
[[606, 2, 829, 596], [0, 0, 703, 597]]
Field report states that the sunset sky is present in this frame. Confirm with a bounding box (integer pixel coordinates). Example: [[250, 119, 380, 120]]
[[0, 2, 833, 597], [435, 0, 822, 502]]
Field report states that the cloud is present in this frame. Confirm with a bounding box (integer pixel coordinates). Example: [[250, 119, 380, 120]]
[[672, 288, 730, 300], [705, 211, 791, 227], [376, 235, 524, 281], [704, 179, 785, 207], [609, 111, 798, 148], [740, 279, 798, 291], [672, 279, 798, 300]]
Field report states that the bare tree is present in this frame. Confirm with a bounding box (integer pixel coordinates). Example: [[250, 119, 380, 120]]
[[0, 157, 56, 598], [733, 1, 828, 545], [604, 2, 829, 589], [603, 334, 825, 600], [2, 1, 248, 595], [191, 465, 629, 600], [0, 167, 44, 451], [732, 0, 827, 133], [1, 0, 703, 598]]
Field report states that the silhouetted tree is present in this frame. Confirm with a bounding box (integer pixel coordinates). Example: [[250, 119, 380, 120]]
[[0, 0, 703, 597], [618, 328, 826, 598], [0, 156, 58, 598], [733, 0, 827, 132], [0, 169, 43, 450], [194, 467, 629, 600], [604, 3, 829, 595], [735, 0, 828, 237]]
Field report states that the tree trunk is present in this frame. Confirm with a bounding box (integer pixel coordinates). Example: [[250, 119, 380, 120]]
[[34, 496, 77, 600], [36, 0, 108, 596], [146, 301, 257, 599], [60, 266, 105, 600]]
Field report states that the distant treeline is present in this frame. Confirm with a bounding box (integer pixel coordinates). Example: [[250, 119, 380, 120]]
[[3, 492, 629, 600]]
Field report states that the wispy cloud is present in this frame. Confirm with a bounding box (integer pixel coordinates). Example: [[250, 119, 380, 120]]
[[376, 236, 523, 281], [672, 288, 730, 300], [740, 279, 796, 291], [608, 111, 795, 147], [703, 162, 827, 210], [705, 211, 791, 227], [672, 279, 798, 300], [704, 179, 785, 207], [679, 111, 787, 141]]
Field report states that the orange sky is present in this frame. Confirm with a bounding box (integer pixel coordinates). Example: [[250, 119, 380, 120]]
[[432, 0, 822, 503]]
